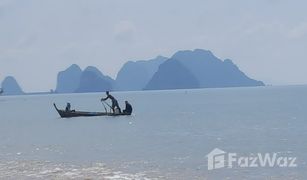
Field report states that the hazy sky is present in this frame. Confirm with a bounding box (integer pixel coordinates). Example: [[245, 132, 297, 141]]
[[1, 0, 307, 92]]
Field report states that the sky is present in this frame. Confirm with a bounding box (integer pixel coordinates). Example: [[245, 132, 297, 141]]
[[0, 0, 307, 92]]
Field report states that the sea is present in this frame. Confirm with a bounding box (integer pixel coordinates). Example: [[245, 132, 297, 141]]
[[0, 85, 307, 179]]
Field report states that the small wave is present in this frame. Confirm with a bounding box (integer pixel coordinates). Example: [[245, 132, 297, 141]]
[[0, 160, 152, 180]]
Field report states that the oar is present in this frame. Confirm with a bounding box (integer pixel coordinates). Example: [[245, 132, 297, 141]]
[[101, 101, 107, 113], [102, 100, 112, 113]]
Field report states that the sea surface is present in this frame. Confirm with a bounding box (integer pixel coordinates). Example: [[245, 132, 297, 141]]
[[0, 86, 307, 179]]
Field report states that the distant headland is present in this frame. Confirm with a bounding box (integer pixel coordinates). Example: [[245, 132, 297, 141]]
[[0, 49, 264, 95]]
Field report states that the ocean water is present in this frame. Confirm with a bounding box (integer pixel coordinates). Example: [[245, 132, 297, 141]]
[[0, 85, 307, 179]]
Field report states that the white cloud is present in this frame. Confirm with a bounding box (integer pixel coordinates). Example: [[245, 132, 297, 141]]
[[1, 0, 307, 91], [288, 22, 307, 39], [113, 21, 136, 43]]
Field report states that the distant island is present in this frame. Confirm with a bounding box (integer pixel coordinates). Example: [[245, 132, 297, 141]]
[[75, 66, 115, 93], [149, 49, 264, 90], [0, 49, 264, 95], [0, 76, 24, 95], [115, 56, 168, 91], [55, 64, 114, 93], [144, 58, 199, 90]]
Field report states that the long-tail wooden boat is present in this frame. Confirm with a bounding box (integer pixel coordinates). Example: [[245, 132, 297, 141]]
[[53, 103, 130, 118]]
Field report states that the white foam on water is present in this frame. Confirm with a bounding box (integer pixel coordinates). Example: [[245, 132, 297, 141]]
[[0, 161, 153, 180]]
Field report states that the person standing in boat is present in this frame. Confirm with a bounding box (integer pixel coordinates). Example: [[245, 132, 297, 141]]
[[101, 91, 121, 113], [123, 101, 133, 115]]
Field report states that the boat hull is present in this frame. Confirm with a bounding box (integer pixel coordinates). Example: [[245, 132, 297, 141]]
[[53, 104, 130, 118]]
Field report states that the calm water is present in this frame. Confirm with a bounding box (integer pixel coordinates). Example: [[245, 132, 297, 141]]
[[0, 86, 307, 179]]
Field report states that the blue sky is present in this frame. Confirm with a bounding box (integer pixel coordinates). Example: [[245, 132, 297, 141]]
[[1, 0, 307, 91]]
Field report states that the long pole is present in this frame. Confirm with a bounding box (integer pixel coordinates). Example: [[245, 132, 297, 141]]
[[101, 101, 107, 113], [102, 100, 112, 113]]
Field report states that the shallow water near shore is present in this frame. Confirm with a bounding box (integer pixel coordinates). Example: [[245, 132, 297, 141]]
[[0, 86, 307, 179]]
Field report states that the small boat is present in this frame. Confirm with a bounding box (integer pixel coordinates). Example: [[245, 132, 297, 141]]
[[53, 103, 130, 118]]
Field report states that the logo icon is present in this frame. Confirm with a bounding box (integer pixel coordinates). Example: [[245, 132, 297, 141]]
[[206, 148, 226, 170]]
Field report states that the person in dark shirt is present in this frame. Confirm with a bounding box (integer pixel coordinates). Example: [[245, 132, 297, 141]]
[[101, 91, 121, 113], [123, 101, 133, 115], [65, 103, 72, 112]]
